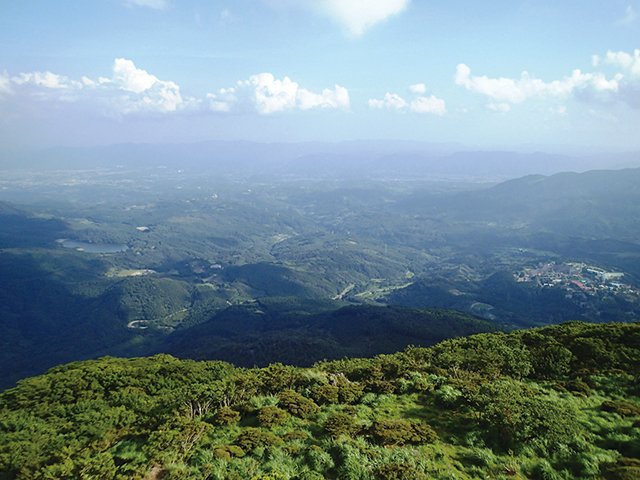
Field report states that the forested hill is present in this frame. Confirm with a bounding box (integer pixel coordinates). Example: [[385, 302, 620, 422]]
[[160, 304, 502, 368], [1, 321, 640, 480]]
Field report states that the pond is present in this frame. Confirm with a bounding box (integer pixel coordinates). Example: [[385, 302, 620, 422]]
[[61, 240, 129, 253]]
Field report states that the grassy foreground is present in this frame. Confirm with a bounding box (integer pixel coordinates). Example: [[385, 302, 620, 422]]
[[1, 321, 640, 480]]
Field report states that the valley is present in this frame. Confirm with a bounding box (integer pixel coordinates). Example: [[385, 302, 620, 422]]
[[2, 159, 640, 390]]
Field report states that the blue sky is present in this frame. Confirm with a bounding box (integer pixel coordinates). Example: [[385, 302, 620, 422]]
[[1, 0, 639, 152]]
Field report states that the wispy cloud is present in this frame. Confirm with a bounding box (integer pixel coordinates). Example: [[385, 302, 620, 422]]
[[261, 0, 410, 35], [617, 5, 637, 25], [322, 0, 411, 35], [123, 0, 168, 10]]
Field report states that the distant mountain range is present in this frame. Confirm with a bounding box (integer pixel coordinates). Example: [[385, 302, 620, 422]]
[[3, 140, 640, 180]]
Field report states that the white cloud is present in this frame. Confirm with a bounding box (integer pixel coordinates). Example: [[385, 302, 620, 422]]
[[454, 63, 618, 105], [123, 0, 168, 9], [549, 106, 567, 115], [11, 71, 80, 89], [369, 90, 446, 115], [3, 60, 349, 117], [409, 83, 426, 94], [6, 59, 187, 115], [322, 0, 411, 35], [241, 73, 350, 114], [410, 95, 447, 115], [206, 88, 237, 112], [606, 49, 640, 76], [369, 92, 408, 110], [297, 85, 350, 110], [249, 73, 298, 114], [0, 71, 13, 95], [105, 58, 185, 113]]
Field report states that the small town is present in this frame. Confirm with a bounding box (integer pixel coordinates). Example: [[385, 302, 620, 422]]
[[515, 261, 640, 299]]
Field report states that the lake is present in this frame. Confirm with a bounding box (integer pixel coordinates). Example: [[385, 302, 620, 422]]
[[62, 240, 129, 253]]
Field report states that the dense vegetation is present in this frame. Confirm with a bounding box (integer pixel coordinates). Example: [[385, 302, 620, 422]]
[[2, 165, 640, 389], [1, 321, 639, 480]]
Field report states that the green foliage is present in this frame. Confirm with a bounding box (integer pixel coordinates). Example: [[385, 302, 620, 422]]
[[214, 407, 241, 425], [370, 420, 438, 446], [282, 430, 308, 442], [601, 457, 640, 480], [234, 428, 283, 451], [277, 390, 319, 418], [256, 406, 290, 427], [375, 462, 425, 480], [213, 445, 245, 461], [310, 384, 339, 404], [470, 380, 582, 451], [601, 400, 640, 417], [0, 322, 639, 480], [324, 412, 359, 438]]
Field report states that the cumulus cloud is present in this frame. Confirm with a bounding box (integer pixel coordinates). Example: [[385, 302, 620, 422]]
[[604, 49, 640, 109], [4, 59, 192, 116], [410, 95, 447, 115], [1, 60, 350, 118], [206, 88, 237, 112], [455, 50, 640, 112], [605, 49, 640, 76], [454, 63, 619, 105], [368, 92, 408, 110], [230, 73, 350, 114], [369, 88, 446, 115], [123, 0, 168, 9]]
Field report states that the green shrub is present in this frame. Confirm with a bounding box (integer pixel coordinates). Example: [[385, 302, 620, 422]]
[[282, 445, 301, 455], [213, 444, 246, 461], [365, 380, 396, 394], [278, 390, 320, 418], [235, 428, 283, 451], [370, 420, 437, 446], [282, 430, 308, 442], [338, 382, 364, 404], [214, 407, 241, 425], [601, 400, 640, 417], [324, 412, 359, 438], [375, 462, 425, 480], [310, 384, 339, 404], [257, 406, 290, 427]]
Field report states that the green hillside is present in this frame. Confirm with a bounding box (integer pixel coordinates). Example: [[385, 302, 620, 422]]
[[161, 302, 501, 367], [1, 322, 639, 480]]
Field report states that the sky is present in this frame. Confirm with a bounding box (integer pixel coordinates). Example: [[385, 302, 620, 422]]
[[1, 0, 640, 152]]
